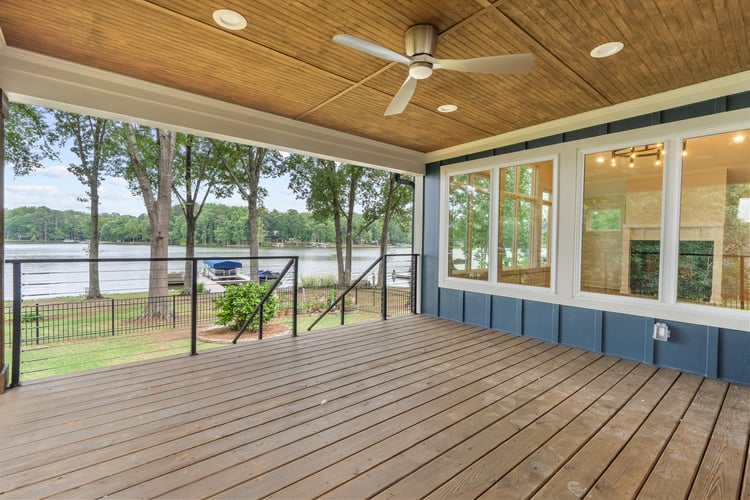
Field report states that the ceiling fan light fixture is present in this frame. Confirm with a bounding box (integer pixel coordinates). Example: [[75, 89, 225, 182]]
[[590, 41, 624, 58], [212, 9, 247, 30], [409, 62, 433, 80], [437, 104, 457, 113]]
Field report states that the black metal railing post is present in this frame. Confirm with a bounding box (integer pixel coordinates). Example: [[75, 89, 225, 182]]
[[111, 298, 116, 336], [381, 257, 388, 320], [190, 258, 198, 355], [292, 257, 298, 337], [35, 303, 40, 345], [340, 286, 345, 325], [411, 253, 418, 314], [11, 262, 22, 387]]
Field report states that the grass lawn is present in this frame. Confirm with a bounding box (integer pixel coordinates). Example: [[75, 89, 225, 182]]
[[5, 309, 389, 383]]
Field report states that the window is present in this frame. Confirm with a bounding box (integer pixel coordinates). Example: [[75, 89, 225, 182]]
[[579, 128, 750, 311], [498, 162, 554, 286], [448, 171, 490, 280], [678, 129, 749, 308], [580, 142, 664, 299], [445, 159, 555, 289]]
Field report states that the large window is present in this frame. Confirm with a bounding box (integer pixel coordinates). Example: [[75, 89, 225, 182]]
[[448, 171, 490, 280], [678, 129, 749, 309], [446, 160, 555, 288], [498, 162, 553, 286], [581, 143, 664, 299], [579, 128, 749, 311]]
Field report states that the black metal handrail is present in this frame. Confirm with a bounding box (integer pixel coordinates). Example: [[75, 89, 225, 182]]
[[6, 255, 299, 387], [307, 253, 418, 331], [233, 257, 298, 343]]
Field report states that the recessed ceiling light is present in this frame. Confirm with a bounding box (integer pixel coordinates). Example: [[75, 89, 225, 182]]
[[590, 42, 624, 58], [596, 156, 605, 163], [213, 9, 247, 30], [732, 134, 746, 144], [437, 104, 457, 113]]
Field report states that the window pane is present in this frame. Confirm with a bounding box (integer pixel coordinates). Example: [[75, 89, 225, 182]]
[[448, 171, 490, 280], [497, 161, 553, 287], [519, 166, 533, 196], [504, 168, 516, 192], [581, 143, 664, 298], [678, 129, 750, 309]]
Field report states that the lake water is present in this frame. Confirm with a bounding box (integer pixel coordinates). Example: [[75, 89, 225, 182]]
[[4, 242, 413, 299]]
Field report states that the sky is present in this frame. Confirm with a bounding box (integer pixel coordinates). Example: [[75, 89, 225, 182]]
[[4, 160, 307, 216]]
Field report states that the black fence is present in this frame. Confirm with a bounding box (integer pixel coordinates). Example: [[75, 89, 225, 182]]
[[6, 293, 217, 345]]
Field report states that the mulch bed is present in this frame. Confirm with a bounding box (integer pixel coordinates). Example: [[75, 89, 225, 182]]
[[197, 324, 291, 343]]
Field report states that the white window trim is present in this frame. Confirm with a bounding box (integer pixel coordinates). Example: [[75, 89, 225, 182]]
[[439, 153, 559, 300], [438, 109, 750, 331]]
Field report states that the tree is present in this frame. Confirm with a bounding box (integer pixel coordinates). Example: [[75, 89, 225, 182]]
[[172, 134, 230, 294], [369, 172, 413, 283], [5, 103, 57, 175], [212, 141, 283, 280], [283, 156, 382, 285], [123, 123, 176, 319], [52, 111, 121, 299]]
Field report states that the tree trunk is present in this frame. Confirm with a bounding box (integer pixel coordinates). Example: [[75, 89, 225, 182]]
[[183, 210, 196, 295], [378, 173, 396, 286], [182, 140, 195, 295], [86, 169, 103, 299], [343, 172, 359, 285], [247, 202, 259, 283], [246, 148, 261, 282], [126, 125, 174, 319], [333, 210, 346, 286]]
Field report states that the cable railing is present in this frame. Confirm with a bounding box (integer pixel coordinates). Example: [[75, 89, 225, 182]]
[[307, 253, 418, 331], [4, 253, 420, 386], [5, 256, 299, 386]]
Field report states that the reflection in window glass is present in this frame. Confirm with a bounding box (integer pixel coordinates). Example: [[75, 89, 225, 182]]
[[448, 171, 490, 280], [581, 143, 664, 298], [678, 129, 750, 308], [497, 161, 553, 287]]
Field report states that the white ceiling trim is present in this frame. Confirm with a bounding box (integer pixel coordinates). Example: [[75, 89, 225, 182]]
[[426, 71, 750, 164], [0, 43, 426, 175]]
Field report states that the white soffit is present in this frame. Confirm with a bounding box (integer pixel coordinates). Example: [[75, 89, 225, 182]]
[[0, 43, 425, 176]]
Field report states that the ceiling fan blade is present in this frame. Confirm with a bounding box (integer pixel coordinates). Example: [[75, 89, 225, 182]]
[[432, 53, 533, 74], [333, 34, 410, 64], [384, 76, 417, 116]]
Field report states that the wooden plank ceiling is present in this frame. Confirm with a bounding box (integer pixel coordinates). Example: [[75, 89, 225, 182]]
[[0, 0, 748, 153]]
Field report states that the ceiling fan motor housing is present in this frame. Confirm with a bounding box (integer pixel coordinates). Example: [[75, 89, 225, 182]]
[[405, 24, 438, 79], [405, 24, 438, 56]]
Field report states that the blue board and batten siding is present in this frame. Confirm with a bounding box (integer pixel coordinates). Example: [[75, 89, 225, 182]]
[[420, 92, 750, 385]]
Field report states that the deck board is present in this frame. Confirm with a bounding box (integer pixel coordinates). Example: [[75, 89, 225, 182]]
[[0, 315, 748, 499]]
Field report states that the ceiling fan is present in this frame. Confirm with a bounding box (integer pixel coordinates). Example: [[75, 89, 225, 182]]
[[333, 24, 533, 116]]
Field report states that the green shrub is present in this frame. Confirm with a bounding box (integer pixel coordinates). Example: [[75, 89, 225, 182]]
[[20, 311, 43, 323], [213, 281, 278, 330]]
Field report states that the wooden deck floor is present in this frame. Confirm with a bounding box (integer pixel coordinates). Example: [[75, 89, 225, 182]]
[[1, 315, 748, 499]]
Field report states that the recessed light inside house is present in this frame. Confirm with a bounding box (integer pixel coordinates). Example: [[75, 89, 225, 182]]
[[438, 104, 457, 113], [733, 134, 746, 144], [213, 9, 247, 30], [590, 42, 624, 58], [596, 156, 605, 164]]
